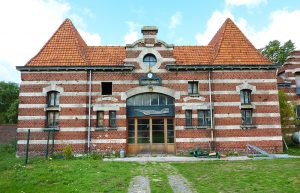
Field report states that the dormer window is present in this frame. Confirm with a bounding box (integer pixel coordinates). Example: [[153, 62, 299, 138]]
[[240, 89, 251, 105], [47, 91, 60, 107], [143, 54, 157, 67]]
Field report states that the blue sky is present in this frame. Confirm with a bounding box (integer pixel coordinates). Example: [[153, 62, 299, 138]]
[[1, 0, 300, 83]]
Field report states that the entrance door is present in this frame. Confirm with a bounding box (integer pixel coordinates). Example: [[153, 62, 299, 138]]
[[127, 117, 175, 155]]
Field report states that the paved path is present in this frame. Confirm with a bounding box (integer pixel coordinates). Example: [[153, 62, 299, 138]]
[[104, 155, 300, 162], [128, 176, 150, 193], [168, 175, 196, 193]]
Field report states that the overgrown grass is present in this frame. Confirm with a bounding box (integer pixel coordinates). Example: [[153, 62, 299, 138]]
[[172, 159, 300, 193], [1, 145, 300, 193], [285, 147, 300, 156]]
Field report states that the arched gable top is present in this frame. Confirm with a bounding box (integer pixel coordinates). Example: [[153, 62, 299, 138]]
[[236, 82, 256, 93]]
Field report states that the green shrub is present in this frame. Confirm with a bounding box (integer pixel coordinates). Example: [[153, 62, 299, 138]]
[[63, 144, 73, 160], [90, 153, 103, 160]]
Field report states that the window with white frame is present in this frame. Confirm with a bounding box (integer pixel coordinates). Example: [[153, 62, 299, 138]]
[[47, 111, 59, 127], [241, 109, 252, 125], [109, 111, 116, 127], [185, 110, 192, 127], [188, 81, 198, 95], [240, 89, 251, 104], [198, 110, 211, 126], [47, 91, 60, 107]]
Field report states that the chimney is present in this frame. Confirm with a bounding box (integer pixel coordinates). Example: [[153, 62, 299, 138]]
[[141, 26, 158, 46]]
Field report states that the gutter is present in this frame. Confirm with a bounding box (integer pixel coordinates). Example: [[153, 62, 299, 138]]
[[16, 65, 134, 72], [87, 70, 92, 152], [208, 70, 214, 151], [166, 64, 279, 71]]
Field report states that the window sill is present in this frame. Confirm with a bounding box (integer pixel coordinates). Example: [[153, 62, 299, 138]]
[[188, 94, 200, 97], [43, 127, 60, 132], [95, 127, 117, 131], [240, 104, 253, 109], [240, 125, 256, 129], [45, 106, 60, 111], [185, 126, 210, 130]]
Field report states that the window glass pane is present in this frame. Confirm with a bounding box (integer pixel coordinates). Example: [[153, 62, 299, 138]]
[[151, 94, 159, 105], [297, 106, 300, 118], [127, 98, 134, 106], [55, 93, 60, 106], [188, 83, 193, 94], [53, 112, 58, 126], [135, 95, 143, 106], [167, 96, 174, 105], [240, 91, 245, 103], [198, 111, 204, 126], [186, 110, 192, 126], [97, 111, 104, 127], [193, 83, 198, 94], [143, 94, 151, 105], [159, 95, 166, 105], [47, 112, 53, 127], [109, 111, 116, 127], [296, 76, 300, 87], [242, 109, 252, 125], [50, 92, 55, 106]]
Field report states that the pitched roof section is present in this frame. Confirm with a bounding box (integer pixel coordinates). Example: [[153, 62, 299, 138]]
[[209, 18, 272, 65], [26, 19, 88, 66], [173, 46, 214, 65], [25, 18, 272, 67], [86, 46, 125, 66]]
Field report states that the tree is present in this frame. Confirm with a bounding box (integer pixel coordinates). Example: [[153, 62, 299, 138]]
[[261, 40, 295, 65], [278, 90, 297, 130], [0, 81, 19, 124]]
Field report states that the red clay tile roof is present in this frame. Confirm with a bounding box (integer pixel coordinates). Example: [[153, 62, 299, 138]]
[[26, 19, 88, 66], [173, 46, 214, 65], [25, 18, 272, 67], [86, 46, 125, 66], [209, 18, 272, 65]]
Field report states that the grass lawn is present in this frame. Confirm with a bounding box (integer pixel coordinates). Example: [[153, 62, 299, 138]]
[[0, 145, 300, 193]]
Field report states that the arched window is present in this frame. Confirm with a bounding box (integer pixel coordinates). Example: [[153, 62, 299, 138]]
[[240, 89, 251, 104], [143, 54, 157, 67], [127, 93, 174, 106], [47, 91, 60, 107]]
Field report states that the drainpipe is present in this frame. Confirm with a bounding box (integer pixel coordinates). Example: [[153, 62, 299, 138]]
[[208, 70, 214, 150], [87, 70, 92, 152]]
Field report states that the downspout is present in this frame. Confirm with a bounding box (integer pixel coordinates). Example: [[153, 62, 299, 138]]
[[87, 70, 92, 152], [208, 70, 214, 150]]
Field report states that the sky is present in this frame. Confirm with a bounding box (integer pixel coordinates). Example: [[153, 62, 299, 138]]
[[1, 0, 300, 83]]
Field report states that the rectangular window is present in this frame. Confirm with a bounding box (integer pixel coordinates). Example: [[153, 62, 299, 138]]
[[188, 81, 198, 95], [101, 82, 112, 95], [48, 92, 59, 107], [97, 111, 104, 127], [296, 105, 300, 119], [185, 110, 192, 127], [296, 76, 300, 95], [109, 111, 116, 127], [240, 90, 251, 104], [241, 109, 252, 125], [198, 110, 211, 126], [47, 111, 59, 127]]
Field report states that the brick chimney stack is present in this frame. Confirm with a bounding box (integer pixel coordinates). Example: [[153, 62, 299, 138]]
[[141, 26, 158, 46]]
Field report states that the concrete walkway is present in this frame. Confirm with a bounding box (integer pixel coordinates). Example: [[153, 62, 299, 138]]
[[104, 155, 300, 162], [128, 176, 150, 193]]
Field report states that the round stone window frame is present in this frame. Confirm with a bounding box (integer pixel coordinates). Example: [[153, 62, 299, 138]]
[[137, 48, 163, 72]]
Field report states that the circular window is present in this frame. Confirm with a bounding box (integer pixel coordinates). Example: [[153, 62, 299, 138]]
[[143, 54, 157, 67]]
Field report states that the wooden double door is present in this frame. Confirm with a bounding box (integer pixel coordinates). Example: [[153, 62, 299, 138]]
[[127, 117, 175, 155]]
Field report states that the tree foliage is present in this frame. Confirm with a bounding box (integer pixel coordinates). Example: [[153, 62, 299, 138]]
[[0, 81, 19, 124], [278, 90, 296, 129], [261, 40, 295, 65]]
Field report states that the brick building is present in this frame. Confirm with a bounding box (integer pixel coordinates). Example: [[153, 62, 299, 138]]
[[16, 18, 283, 156], [277, 50, 300, 133]]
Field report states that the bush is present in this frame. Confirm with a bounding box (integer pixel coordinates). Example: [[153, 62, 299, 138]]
[[63, 144, 73, 160], [89, 153, 103, 160]]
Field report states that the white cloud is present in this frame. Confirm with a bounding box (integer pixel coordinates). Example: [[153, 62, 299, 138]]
[[225, 0, 267, 7], [169, 12, 182, 29], [124, 21, 141, 44], [195, 9, 234, 45], [0, 0, 101, 83], [195, 8, 300, 49], [78, 30, 101, 46]]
